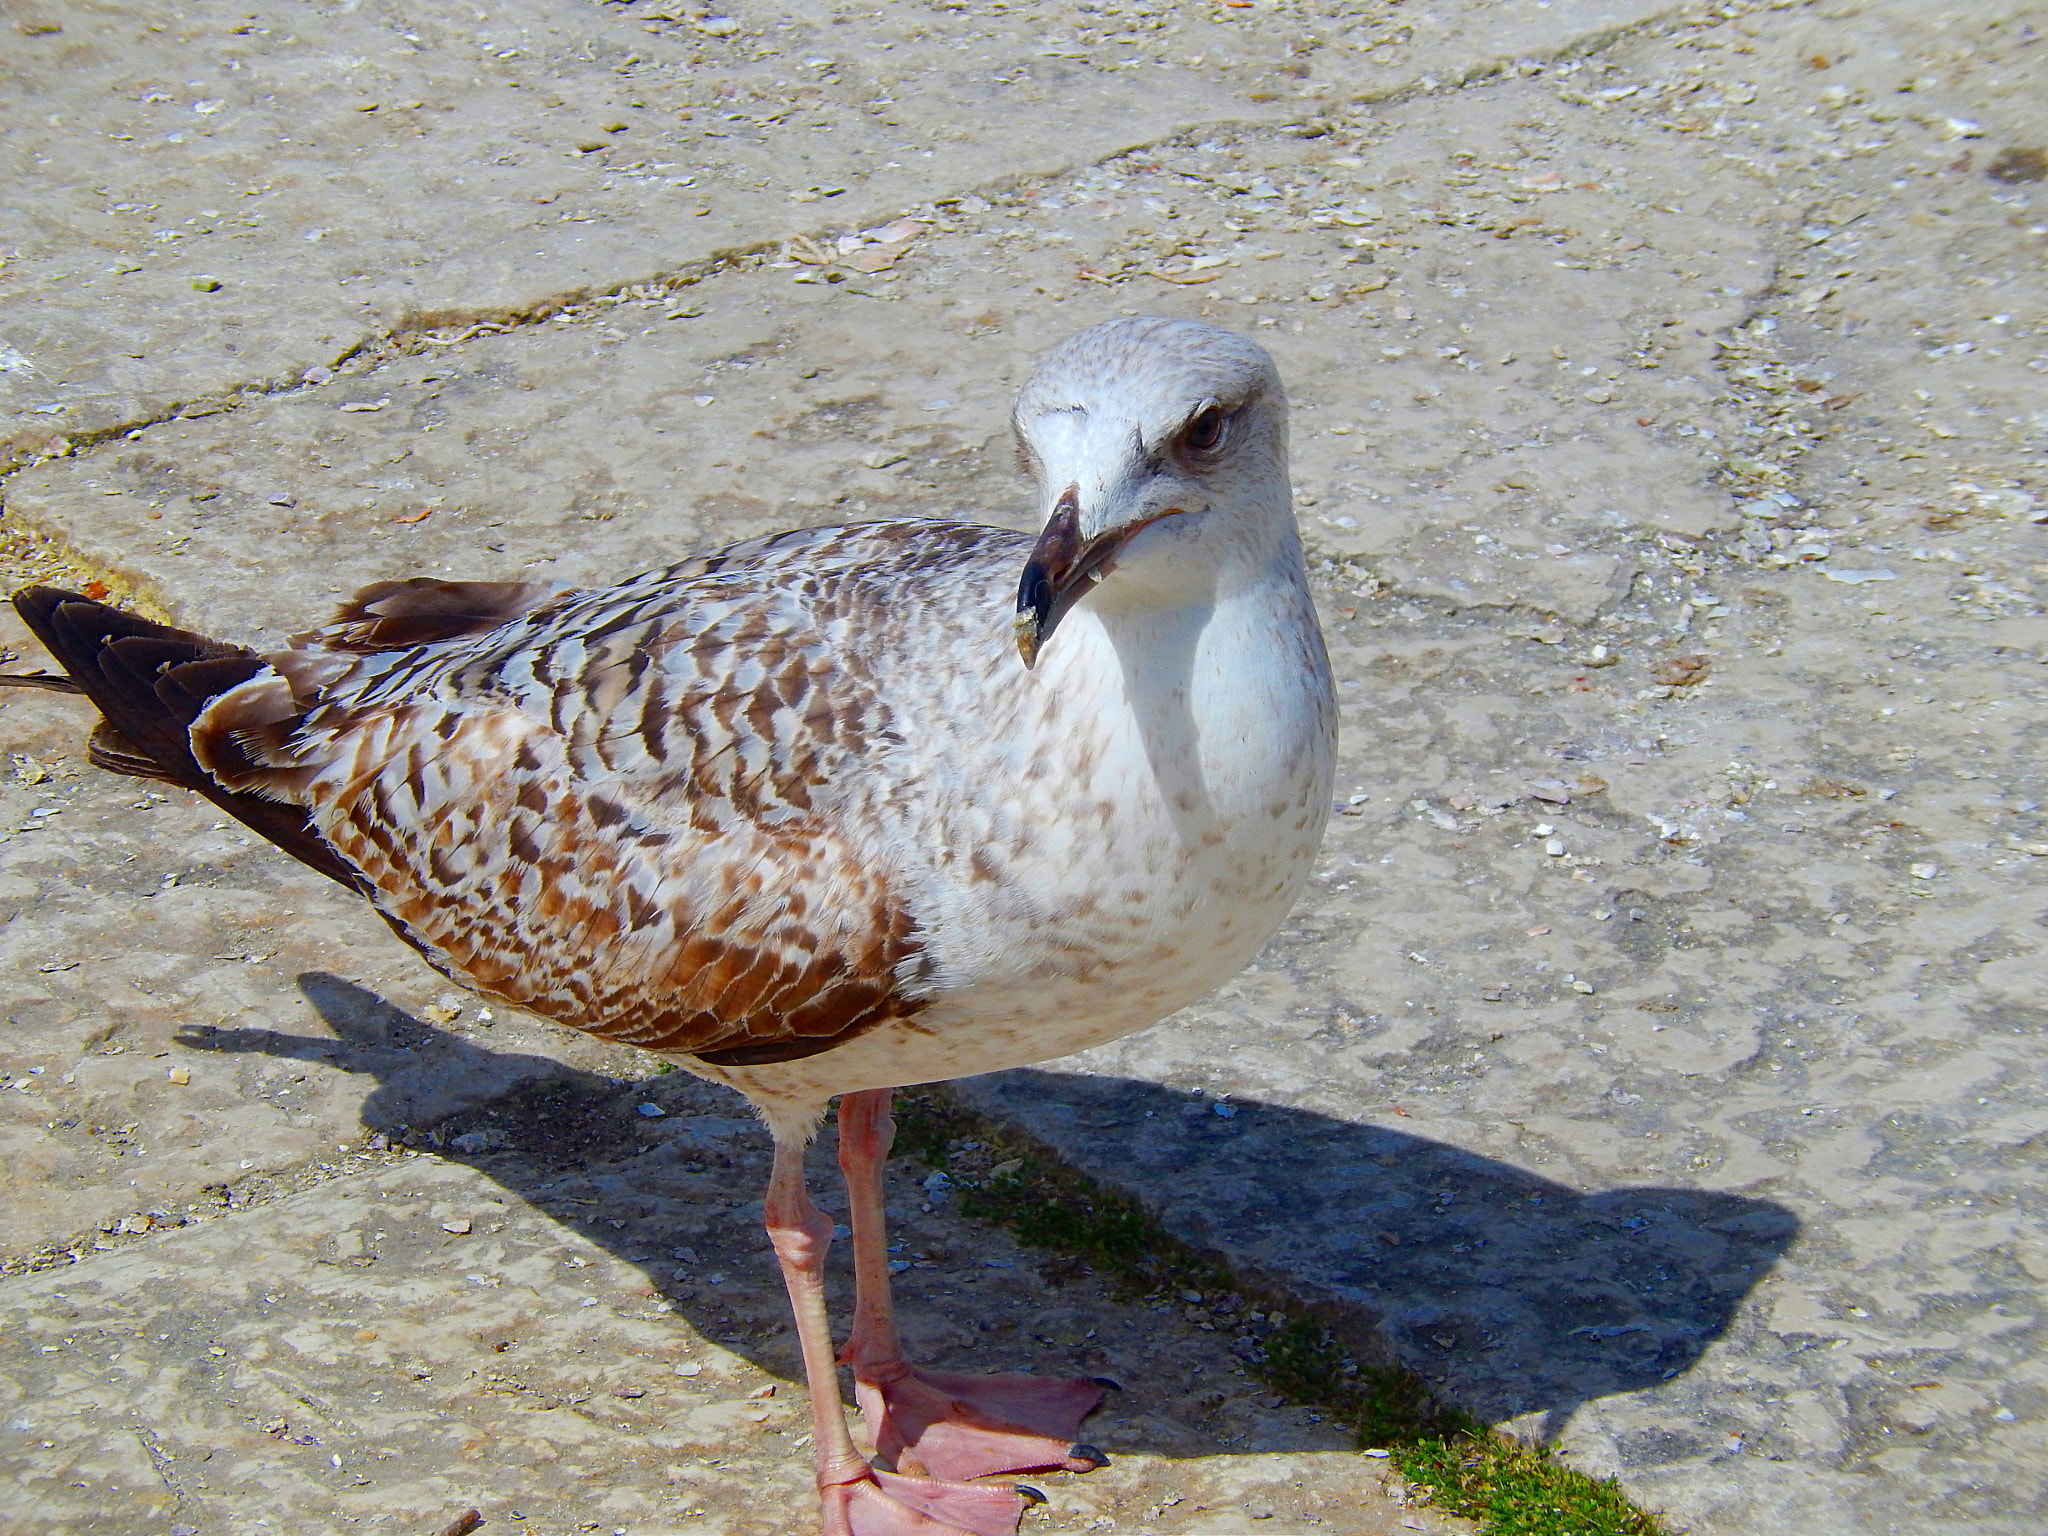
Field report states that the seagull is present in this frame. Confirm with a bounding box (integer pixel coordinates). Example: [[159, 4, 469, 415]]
[[9, 316, 1336, 1535]]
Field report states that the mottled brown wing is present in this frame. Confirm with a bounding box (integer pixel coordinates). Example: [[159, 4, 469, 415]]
[[193, 521, 988, 1061], [301, 702, 920, 1060]]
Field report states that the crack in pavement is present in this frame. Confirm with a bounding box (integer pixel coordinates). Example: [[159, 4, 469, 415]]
[[0, 0, 1747, 487]]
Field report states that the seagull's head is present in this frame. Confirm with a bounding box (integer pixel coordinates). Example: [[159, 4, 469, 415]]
[[1009, 315, 1289, 668]]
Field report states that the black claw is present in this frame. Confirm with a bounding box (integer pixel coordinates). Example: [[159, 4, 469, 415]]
[[1014, 1484, 1047, 1507], [1067, 1443, 1109, 1469], [1090, 1376, 1123, 1392]]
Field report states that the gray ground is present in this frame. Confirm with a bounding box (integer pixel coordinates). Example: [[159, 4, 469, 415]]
[[2, 1, 2044, 1534]]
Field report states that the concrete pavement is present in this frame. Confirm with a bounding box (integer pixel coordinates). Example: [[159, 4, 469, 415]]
[[4, 2, 2046, 1532]]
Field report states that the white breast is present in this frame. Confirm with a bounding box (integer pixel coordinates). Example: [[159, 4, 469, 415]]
[[713, 566, 1335, 1107]]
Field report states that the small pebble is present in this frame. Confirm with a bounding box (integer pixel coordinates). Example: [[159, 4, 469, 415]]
[[636, 1102, 666, 1118], [441, 1218, 472, 1235], [166, 1065, 191, 1085]]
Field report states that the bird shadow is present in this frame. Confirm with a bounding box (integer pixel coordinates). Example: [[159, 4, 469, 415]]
[[960, 1067, 1800, 1441], [174, 973, 1796, 1454]]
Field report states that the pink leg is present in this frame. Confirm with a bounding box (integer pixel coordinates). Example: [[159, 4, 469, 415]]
[[762, 1124, 1031, 1536], [836, 1090, 1111, 1483]]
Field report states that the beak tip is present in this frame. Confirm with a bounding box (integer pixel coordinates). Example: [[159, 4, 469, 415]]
[[1012, 612, 1041, 670]]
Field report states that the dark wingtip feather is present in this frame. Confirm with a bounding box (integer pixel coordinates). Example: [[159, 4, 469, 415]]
[[9, 587, 363, 891], [88, 721, 180, 781], [0, 672, 86, 694]]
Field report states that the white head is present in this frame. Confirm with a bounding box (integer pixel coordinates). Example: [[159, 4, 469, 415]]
[[1010, 316, 1293, 667]]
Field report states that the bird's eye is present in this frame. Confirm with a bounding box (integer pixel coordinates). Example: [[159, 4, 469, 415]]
[[1183, 404, 1227, 454]]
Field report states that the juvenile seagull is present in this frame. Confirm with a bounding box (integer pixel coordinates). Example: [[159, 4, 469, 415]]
[[13, 316, 1335, 1535]]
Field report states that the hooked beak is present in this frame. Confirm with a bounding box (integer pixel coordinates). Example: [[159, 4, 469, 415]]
[[1013, 485, 1174, 668]]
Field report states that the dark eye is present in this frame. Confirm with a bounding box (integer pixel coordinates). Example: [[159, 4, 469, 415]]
[[1183, 404, 1227, 453]]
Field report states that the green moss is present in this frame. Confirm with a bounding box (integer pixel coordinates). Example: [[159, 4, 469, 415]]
[[891, 1088, 1666, 1536], [1399, 1435, 1662, 1535]]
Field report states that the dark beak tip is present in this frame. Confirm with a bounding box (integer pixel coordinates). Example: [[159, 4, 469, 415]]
[[1017, 491, 1094, 667]]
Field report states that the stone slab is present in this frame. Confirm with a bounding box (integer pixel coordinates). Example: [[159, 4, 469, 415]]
[[0, 1069, 1472, 1535], [0, 0, 1683, 457], [7, 65, 1779, 640]]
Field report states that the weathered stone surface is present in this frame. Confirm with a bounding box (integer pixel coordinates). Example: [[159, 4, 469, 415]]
[[4, 2, 2046, 1534], [0, 0, 1679, 456], [0, 1074, 1471, 1534], [8, 63, 1771, 640]]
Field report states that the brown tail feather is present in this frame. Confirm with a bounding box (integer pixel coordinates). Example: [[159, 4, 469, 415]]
[[10, 587, 364, 890]]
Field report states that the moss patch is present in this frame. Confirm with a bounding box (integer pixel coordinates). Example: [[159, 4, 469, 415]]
[[893, 1087, 1665, 1536]]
